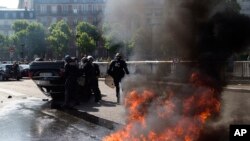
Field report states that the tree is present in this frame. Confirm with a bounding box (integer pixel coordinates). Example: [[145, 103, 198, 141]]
[[76, 32, 95, 54], [0, 34, 9, 60], [10, 20, 47, 61], [76, 22, 100, 55], [12, 20, 29, 33], [26, 22, 46, 58], [47, 20, 72, 59], [10, 30, 27, 60]]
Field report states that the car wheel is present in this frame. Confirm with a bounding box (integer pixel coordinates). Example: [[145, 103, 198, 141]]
[[0, 74, 3, 81]]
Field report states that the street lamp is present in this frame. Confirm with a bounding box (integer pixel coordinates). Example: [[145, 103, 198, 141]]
[[21, 44, 24, 62]]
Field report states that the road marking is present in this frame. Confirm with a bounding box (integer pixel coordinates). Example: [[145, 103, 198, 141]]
[[0, 88, 25, 96]]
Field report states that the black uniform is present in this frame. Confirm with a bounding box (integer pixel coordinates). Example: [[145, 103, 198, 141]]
[[107, 57, 129, 103], [63, 60, 79, 108], [84, 60, 101, 103]]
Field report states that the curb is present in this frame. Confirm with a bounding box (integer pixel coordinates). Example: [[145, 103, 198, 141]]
[[59, 107, 123, 131], [223, 87, 250, 93]]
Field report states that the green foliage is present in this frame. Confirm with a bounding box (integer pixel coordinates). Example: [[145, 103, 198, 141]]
[[76, 32, 95, 54], [12, 20, 29, 33], [0, 34, 5, 48], [76, 21, 99, 54], [26, 22, 46, 57], [76, 22, 100, 40], [47, 20, 72, 58], [10, 20, 47, 60], [11, 30, 27, 51]]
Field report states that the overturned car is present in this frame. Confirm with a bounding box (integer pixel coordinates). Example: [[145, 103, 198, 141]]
[[29, 60, 66, 101]]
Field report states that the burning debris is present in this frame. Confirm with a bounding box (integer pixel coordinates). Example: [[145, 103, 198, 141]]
[[103, 0, 250, 141], [103, 72, 221, 141]]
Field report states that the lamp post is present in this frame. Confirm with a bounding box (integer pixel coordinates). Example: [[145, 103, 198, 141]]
[[21, 44, 24, 62]]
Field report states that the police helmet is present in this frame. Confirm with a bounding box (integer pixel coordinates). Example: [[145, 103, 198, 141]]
[[64, 55, 71, 62], [115, 53, 122, 59], [81, 56, 88, 63], [87, 55, 94, 62]]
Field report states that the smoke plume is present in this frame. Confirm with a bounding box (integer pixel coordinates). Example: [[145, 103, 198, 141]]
[[103, 0, 250, 141]]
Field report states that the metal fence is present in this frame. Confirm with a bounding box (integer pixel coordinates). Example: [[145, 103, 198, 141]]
[[233, 61, 250, 78], [96, 61, 250, 79], [96, 61, 186, 77]]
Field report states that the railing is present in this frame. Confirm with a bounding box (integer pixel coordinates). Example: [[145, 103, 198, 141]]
[[95, 61, 189, 78], [96, 61, 250, 79], [233, 61, 250, 78]]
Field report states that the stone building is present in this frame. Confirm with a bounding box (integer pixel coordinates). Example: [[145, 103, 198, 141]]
[[0, 8, 36, 36]]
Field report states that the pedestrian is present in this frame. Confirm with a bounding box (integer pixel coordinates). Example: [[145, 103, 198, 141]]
[[62, 55, 79, 108], [84, 55, 102, 103], [107, 53, 129, 103], [12, 61, 20, 80]]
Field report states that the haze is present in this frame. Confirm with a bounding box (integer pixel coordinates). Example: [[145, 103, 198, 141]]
[[1, 0, 18, 8]]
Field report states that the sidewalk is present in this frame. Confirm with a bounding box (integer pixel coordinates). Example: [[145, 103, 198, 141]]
[[62, 80, 126, 130], [62, 80, 250, 130]]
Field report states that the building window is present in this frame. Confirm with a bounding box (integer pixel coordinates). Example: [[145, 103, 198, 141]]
[[63, 5, 68, 13], [41, 5, 47, 13], [52, 5, 57, 14], [12, 12, 17, 18], [88, 4, 92, 12], [57, 5, 62, 14], [52, 17, 57, 24], [36, 5, 41, 13], [29, 13, 33, 18], [20, 12, 24, 18], [73, 5, 78, 14], [4, 13, 8, 19]]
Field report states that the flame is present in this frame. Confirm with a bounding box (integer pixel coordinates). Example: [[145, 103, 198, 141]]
[[103, 71, 221, 141]]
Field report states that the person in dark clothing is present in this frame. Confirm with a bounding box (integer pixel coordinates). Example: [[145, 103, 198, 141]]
[[12, 61, 20, 80], [84, 56, 102, 103], [78, 56, 92, 101], [62, 55, 79, 108], [107, 53, 129, 103]]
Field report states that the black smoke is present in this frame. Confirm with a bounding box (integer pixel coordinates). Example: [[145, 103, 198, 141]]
[[194, 11, 250, 87]]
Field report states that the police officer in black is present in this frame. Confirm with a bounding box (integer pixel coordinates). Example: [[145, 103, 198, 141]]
[[107, 53, 129, 103], [84, 56, 102, 103], [78, 56, 92, 101], [62, 55, 79, 108]]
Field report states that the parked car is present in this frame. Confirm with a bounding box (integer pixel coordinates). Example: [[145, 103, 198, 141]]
[[0, 64, 21, 81], [19, 64, 30, 78]]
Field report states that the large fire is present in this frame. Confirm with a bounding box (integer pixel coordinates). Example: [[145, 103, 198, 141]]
[[103, 72, 221, 141]]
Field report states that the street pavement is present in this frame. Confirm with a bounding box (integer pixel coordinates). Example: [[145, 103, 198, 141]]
[[61, 79, 250, 131], [62, 79, 125, 130]]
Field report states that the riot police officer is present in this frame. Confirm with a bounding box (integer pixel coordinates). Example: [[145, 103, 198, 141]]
[[107, 53, 129, 103], [84, 56, 102, 103], [62, 55, 79, 108]]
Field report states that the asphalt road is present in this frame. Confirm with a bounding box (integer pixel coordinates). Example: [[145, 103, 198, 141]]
[[0, 79, 113, 141], [1, 79, 250, 141]]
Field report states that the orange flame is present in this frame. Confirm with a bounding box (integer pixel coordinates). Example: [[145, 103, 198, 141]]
[[103, 72, 221, 141]]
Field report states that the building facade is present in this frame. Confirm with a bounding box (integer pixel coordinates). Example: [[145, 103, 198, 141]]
[[18, 0, 34, 10], [0, 8, 36, 36], [32, 0, 106, 30]]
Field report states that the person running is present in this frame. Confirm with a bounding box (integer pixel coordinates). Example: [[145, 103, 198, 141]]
[[107, 53, 129, 103]]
